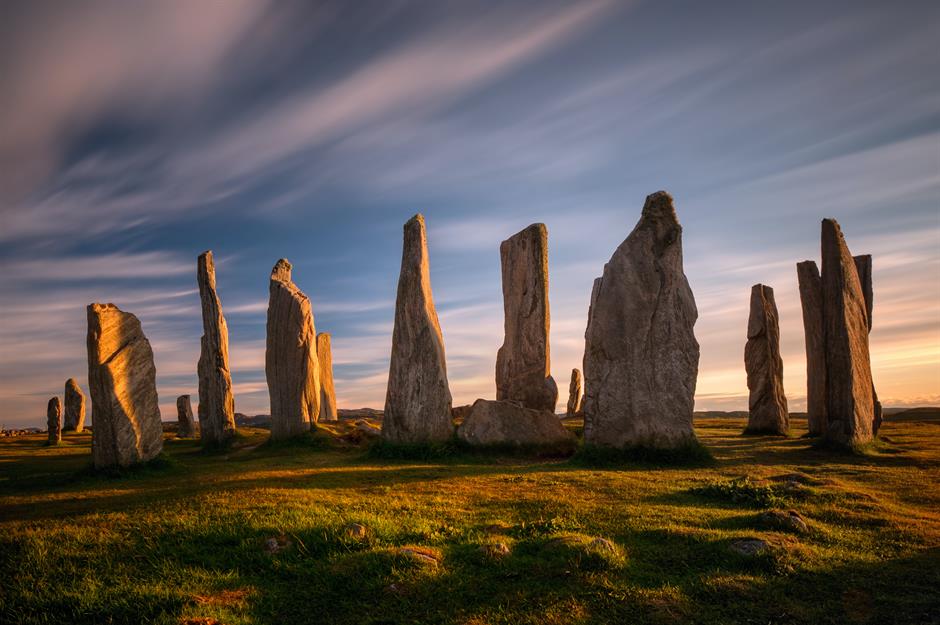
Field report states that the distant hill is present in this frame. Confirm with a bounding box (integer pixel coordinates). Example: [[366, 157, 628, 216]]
[[885, 407, 940, 422]]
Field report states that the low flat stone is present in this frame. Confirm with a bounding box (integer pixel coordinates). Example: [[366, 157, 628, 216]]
[[760, 509, 809, 534], [456, 399, 575, 451], [729, 538, 770, 557]]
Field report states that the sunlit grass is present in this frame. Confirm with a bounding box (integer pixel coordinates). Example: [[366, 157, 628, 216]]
[[1, 418, 938, 624]]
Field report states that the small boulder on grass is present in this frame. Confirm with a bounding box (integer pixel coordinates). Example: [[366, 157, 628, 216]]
[[344, 522, 369, 540], [542, 533, 626, 571], [729, 537, 770, 557], [760, 509, 809, 533], [479, 541, 512, 561], [396, 546, 442, 567]]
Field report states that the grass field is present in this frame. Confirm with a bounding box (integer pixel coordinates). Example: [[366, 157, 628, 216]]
[[1, 417, 938, 625]]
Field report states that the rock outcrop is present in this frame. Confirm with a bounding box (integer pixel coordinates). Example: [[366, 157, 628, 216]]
[[797, 261, 826, 436], [266, 259, 320, 440], [566, 368, 582, 417], [316, 332, 337, 422], [456, 399, 575, 452], [86, 303, 163, 468], [495, 224, 558, 411], [382, 214, 453, 444], [854, 254, 883, 434], [47, 397, 61, 445], [582, 191, 699, 448], [821, 219, 874, 446], [197, 251, 237, 446], [176, 395, 196, 438], [744, 284, 789, 435], [63, 378, 86, 432]]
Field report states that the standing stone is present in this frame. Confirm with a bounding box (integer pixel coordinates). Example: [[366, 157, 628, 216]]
[[821, 219, 874, 446], [266, 259, 320, 440], [383, 214, 453, 443], [86, 303, 163, 468], [316, 332, 338, 422], [197, 251, 237, 446], [582, 191, 699, 449], [744, 284, 789, 435], [495, 224, 558, 411], [176, 395, 196, 438], [566, 368, 582, 417], [853, 254, 882, 434], [47, 397, 61, 445], [797, 261, 826, 436], [63, 378, 86, 432]]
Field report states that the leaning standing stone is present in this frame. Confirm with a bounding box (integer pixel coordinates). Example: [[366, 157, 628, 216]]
[[63, 378, 86, 432], [266, 259, 320, 440], [853, 254, 882, 435], [797, 261, 826, 436], [197, 251, 237, 446], [47, 397, 62, 445], [176, 395, 196, 438], [86, 303, 163, 468], [495, 224, 558, 411], [821, 219, 874, 446], [383, 214, 453, 444], [566, 368, 582, 417], [744, 284, 789, 435], [316, 332, 338, 422], [582, 191, 699, 449]]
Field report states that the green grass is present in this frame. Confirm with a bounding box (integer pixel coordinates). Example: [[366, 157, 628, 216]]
[[1, 418, 939, 624]]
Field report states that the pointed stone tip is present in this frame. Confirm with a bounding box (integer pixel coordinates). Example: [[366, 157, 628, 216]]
[[88, 302, 119, 314], [199, 250, 213, 261], [404, 213, 426, 232], [641, 190, 679, 225], [271, 258, 292, 283], [316, 331, 331, 339], [752, 283, 773, 296]]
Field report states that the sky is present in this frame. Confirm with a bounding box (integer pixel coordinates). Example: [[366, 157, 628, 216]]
[[1, 0, 938, 428]]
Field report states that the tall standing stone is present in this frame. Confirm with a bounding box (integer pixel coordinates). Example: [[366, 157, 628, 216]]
[[86, 303, 163, 468], [797, 261, 826, 436], [197, 251, 237, 446], [821, 219, 874, 446], [317, 332, 338, 422], [266, 259, 320, 440], [744, 284, 789, 435], [383, 214, 453, 443], [495, 224, 558, 411], [853, 254, 882, 434], [176, 395, 196, 438], [566, 368, 582, 417], [47, 397, 61, 445], [63, 378, 86, 432], [582, 191, 700, 449]]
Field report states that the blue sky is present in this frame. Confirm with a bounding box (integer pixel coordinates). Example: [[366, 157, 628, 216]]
[[1, 0, 938, 428]]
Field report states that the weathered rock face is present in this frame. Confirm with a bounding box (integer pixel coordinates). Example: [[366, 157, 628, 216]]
[[266, 259, 320, 440], [197, 251, 237, 446], [86, 303, 163, 468], [456, 399, 575, 451], [821, 219, 874, 446], [495, 224, 558, 411], [316, 332, 337, 422], [582, 191, 699, 448], [176, 395, 196, 438], [383, 214, 453, 444], [47, 397, 61, 445], [566, 368, 582, 417], [797, 261, 827, 436], [63, 378, 86, 432], [744, 284, 789, 435], [854, 254, 883, 434]]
